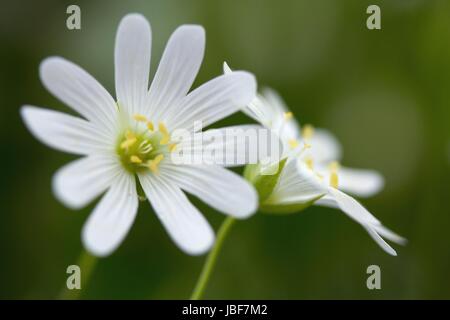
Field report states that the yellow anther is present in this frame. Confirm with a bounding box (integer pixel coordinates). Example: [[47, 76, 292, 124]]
[[125, 130, 136, 140], [284, 112, 293, 120], [303, 142, 311, 149], [120, 137, 137, 149], [329, 161, 340, 188], [158, 122, 169, 135], [147, 121, 154, 131], [305, 156, 314, 170], [130, 155, 142, 164], [288, 139, 299, 150], [160, 135, 170, 145], [158, 122, 170, 145], [168, 143, 177, 152], [147, 154, 164, 173], [133, 114, 148, 122], [301, 124, 314, 140], [154, 154, 164, 164], [330, 172, 339, 188]]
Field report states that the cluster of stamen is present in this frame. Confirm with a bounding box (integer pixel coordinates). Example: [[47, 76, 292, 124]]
[[282, 112, 313, 159], [283, 113, 341, 188], [117, 114, 178, 174]]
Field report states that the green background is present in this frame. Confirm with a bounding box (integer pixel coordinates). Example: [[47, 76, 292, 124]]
[[1, 0, 449, 299]]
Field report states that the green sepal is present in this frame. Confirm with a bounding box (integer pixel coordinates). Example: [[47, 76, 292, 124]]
[[260, 195, 323, 214], [244, 158, 287, 203]]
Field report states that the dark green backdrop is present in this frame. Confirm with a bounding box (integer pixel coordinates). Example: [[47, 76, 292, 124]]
[[1, 0, 449, 299]]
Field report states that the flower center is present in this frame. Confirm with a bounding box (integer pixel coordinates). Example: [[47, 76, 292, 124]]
[[116, 114, 177, 174]]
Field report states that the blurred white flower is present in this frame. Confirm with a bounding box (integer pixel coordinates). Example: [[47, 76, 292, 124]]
[[225, 62, 406, 255], [20, 14, 259, 257]]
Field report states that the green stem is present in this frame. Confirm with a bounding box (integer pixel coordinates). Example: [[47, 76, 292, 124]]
[[59, 249, 98, 300], [190, 217, 236, 300]]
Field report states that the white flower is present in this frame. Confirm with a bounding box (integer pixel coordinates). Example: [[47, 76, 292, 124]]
[[21, 14, 259, 257], [225, 62, 406, 255]]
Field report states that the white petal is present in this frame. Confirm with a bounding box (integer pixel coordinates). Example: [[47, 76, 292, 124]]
[[115, 14, 152, 116], [82, 172, 138, 257], [260, 87, 290, 115], [252, 88, 301, 143], [265, 160, 327, 205], [336, 166, 384, 198], [305, 128, 342, 164], [21, 106, 113, 155], [223, 62, 269, 125], [53, 155, 121, 209], [174, 124, 279, 167], [328, 188, 404, 255], [163, 164, 258, 218], [328, 188, 380, 225], [168, 72, 256, 131], [148, 25, 205, 122], [315, 194, 339, 208], [363, 226, 398, 256], [138, 173, 214, 255], [371, 224, 407, 245], [40, 57, 117, 135]]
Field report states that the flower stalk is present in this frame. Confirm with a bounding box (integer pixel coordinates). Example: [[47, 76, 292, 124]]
[[190, 217, 236, 300]]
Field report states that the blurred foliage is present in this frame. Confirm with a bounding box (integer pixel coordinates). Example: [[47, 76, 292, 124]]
[[0, 0, 449, 299]]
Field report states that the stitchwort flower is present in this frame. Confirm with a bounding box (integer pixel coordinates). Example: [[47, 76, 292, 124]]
[[21, 14, 259, 257], [224, 62, 406, 255]]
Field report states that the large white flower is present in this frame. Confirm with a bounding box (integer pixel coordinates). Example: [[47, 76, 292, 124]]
[[225, 63, 406, 255], [21, 14, 259, 257]]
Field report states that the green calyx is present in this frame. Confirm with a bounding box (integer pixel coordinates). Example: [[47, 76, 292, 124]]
[[244, 158, 287, 204], [244, 157, 322, 214], [260, 195, 323, 214]]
